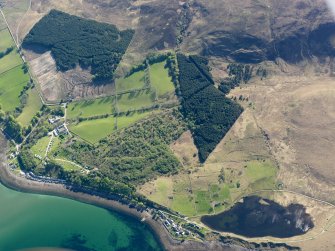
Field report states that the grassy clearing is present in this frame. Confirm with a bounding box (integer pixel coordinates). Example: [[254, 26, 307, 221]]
[[17, 88, 42, 127], [55, 159, 81, 171], [69, 117, 116, 144], [150, 61, 175, 97], [142, 177, 173, 206], [195, 191, 212, 214], [117, 90, 155, 112], [116, 112, 151, 130], [246, 160, 277, 190], [49, 137, 61, 155], [0, 29, 15, 51], [171, 194, 197, 216], [115, 70, 146, 92], [67, 96, 114, 119], [31, 136, 50, 157], [0, 66, 29, 112]]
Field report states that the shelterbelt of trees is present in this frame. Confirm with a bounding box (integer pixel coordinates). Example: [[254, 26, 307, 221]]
[[177, 54, 243, 162], [22, 10, 134, 82]]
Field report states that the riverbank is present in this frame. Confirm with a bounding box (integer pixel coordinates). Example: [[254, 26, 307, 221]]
[[0, 135, 244, 251]]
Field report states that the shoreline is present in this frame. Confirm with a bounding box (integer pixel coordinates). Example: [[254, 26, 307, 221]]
[[0, 136, 243, 251]]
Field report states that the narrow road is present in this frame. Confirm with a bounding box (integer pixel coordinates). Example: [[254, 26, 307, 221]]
[[45, 134, 54, 157], [16, 0, 32, 45]]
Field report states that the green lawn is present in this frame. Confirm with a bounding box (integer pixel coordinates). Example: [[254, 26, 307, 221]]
[[150, 61, 175, 98], [67, 96, 114, 119], [117, 90, 155, 112], [31, 136, 50, 157], [115, 70, 146, 92], [0, 50, 22, 74], [17, 88, 42, 127], [69, 117, 116, 144], [0, 29, 15, 51], [55, 159, 82, 171], [0, 65, 29, 112]]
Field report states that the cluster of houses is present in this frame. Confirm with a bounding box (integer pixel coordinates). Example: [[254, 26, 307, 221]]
[[157, 211, 190, 237], [48, 116, 69, 137], [9, 151, 19, 160]]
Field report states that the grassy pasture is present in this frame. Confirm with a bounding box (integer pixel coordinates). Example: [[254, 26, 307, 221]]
[[0, 50, 22, 74], [139, 158, 276, 217], [150, 61, 175, 98], [0, 66, 29, 112], [17, 88, 42, 127], [115, 70, 146, 92], [69, 116, 116, 144], [0, 29, 15, 51], [171, 193, 197, 216], [67, 96, 114, 119], [0, 20, 6, 30], [70, 111, 151, 144], [31, 136, 50, 157], [55, 159, 81, 171], [117, 90, 155, 112], [195, 191, 212, 214]]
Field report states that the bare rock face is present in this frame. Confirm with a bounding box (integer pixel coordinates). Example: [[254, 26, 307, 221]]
[[179, 0, 335, 63]]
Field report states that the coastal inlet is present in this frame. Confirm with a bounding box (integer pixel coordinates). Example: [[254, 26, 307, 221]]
[[201, 196, 314, 238]]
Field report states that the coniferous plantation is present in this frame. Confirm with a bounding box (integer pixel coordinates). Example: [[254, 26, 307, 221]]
[[177, 54, 243, 162], [22, 10, 134, 81]]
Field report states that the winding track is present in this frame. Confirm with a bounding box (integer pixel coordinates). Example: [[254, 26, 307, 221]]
[[16, 0, 32, 46]]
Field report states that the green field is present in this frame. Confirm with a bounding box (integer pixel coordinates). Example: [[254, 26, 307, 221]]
[[115, 70, 146, 92], [246, 160, 277, 190], [0, 50, 22, 74], [0, 29, 14, 51], [171, 194, 197, 216], [0, 66, 29, 112], [17, 88, 42, 127], [195, 191, 212, 214], [150, 61, 175, 97], [67, 96, 114, 119], [31, 136, 50, 157], [69, 117, 116, 144], [0, 20, 6, 30], [70, 112, 151, 144], [55, 159, 81, 171], [117, 90, 155, 112]]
